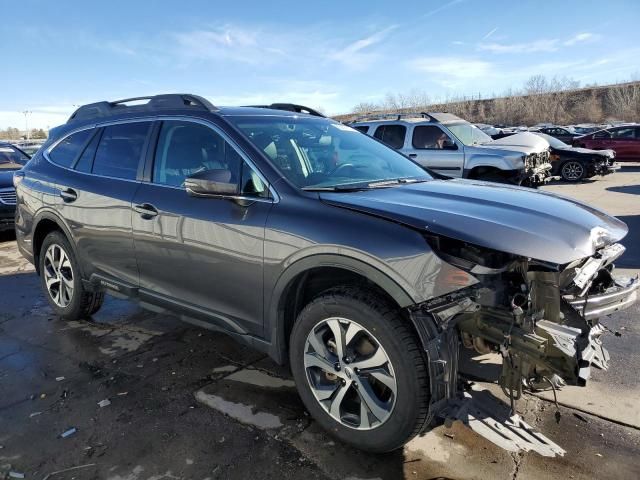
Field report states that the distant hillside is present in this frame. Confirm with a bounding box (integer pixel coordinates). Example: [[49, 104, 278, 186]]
[[336, 78, 640, 126]]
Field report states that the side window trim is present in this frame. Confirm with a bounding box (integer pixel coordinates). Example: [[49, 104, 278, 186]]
[[70, 127, 102, 171], [146, 117, 278, 202]]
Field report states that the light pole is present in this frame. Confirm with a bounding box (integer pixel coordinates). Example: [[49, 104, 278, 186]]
[[22, 110, 32, 141]]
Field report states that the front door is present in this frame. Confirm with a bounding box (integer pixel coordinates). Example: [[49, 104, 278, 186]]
[[408, 125, 464, 177], [132, 119, 273, 336]]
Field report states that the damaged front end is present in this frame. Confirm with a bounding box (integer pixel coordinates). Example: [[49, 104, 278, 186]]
[[521, 150, 554, 187], [410, 235, 638, 456]]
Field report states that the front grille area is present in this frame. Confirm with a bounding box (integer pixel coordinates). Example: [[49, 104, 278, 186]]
[[0, 188, 17, 205]]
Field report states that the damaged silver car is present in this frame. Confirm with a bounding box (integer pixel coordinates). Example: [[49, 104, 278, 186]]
[[350, 113, 553, 186], [16, 96, 637, 456]]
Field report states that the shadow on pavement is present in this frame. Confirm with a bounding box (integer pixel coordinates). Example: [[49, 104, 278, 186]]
[[0, 230, 16, 243], [607, 184, 640, 195]]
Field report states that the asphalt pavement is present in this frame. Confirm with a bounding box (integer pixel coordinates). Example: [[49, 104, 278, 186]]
[[0, 164, 638, 480]]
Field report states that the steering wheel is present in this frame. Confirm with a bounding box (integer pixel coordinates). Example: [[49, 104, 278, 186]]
[[328, 163, 355, 176]]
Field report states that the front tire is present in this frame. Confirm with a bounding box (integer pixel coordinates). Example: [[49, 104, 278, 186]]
[[289, 286, 431, 452], [560, 160, 585, 182], [39, 231, 104, 320]]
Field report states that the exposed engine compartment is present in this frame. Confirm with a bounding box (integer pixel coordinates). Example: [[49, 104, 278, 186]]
[[413, 237, 638, 456]]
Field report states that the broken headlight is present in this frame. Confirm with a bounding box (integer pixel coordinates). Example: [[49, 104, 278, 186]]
[[425, 234, 515, 274]]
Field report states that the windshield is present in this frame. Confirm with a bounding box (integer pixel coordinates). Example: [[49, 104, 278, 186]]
[[0, 145, 30, 168], [230, 116, 432, 190], [446, 122, 492, 146], [534, 133, 568, 148]]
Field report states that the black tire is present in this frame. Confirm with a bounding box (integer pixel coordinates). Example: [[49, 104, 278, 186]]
[[39, 231, 104, 320], [560, 160, 586, 182], [289, 286, 430, 452]]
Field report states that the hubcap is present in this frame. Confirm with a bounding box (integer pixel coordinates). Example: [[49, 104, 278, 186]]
[[43, 244, 74, 308], [303, 317, 397, 430], [562, 162, 584, 181]]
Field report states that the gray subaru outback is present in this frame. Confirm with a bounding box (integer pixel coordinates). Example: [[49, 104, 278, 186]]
[[14, 94, 638, 454]]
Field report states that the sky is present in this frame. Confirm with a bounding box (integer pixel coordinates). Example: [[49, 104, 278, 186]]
[[1, 0, 639, 129]]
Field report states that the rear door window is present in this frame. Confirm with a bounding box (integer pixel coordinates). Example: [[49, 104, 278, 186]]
[[373, 124, 406, 149], [611, 127, 636, 139], [92, 122, 151, 180], [48, 129, 93, 168], [353, 125, 369, 134]]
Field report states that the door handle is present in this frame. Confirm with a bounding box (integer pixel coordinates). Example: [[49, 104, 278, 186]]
[[408, 153, 417, 158], [133, 203, 159, 219], [59, 188, 77, 203]]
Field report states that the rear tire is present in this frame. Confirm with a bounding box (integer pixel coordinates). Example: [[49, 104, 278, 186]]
[[39, 231, 104, 320], [289, 286, 430, 452]]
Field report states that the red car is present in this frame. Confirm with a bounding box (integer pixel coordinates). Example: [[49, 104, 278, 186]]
[[573, 125, 640, 161]]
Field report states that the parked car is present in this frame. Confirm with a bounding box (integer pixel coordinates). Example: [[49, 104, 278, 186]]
[[533, 133, 618, 181], [573, 125, 640, 161], [15, 94, 638, 455], [0, 142, 30, 231], [350, 113, 552, 186], [536, 126, 579, 144]]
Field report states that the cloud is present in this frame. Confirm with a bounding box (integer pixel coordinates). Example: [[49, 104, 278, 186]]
[[424, 0, 464, 18], [478, 39, 558, 53], [409, 56, 493, 79], [328, 26, 398, 69], [482, 27, 498, 40], [173, 25, 287, 65], [564, 32, 600, 46]]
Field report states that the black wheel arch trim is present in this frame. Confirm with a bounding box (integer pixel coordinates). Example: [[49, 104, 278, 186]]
[[265, 253, 416, 364], [31, 208, 84, 278]]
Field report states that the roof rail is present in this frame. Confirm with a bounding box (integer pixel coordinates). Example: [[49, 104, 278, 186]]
[[346, 111, 436, 124], [67, 94, 218, 123], [247, 103, 325, 117]]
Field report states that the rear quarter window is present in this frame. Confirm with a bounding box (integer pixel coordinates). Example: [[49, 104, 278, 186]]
[[48, 129, 93, 168], [353, 125, 369, 134]]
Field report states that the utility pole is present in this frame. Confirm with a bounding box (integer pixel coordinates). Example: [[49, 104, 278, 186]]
[[22, 110, 32, 141]]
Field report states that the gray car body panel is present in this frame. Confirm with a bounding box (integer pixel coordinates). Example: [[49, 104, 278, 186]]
[[319, 178, 627, 265]]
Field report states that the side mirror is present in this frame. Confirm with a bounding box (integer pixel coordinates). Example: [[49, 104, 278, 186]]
[[442, 140, 458, 150], [185, 169, 237, 197]]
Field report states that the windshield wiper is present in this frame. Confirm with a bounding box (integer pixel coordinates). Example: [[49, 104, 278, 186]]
[[302, 177, 430, 192]]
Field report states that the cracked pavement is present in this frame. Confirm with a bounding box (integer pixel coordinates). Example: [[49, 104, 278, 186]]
[[1, 165, 639, 480]]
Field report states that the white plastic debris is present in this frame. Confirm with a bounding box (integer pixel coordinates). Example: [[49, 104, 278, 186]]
[[97, 399, 111, 408], [29, 411, 42, 418], [60, 427, 77, 438], [55, 376, 65, 382], [9, 472, 25, 479]]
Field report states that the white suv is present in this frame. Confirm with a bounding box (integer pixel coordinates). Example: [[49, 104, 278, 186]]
[[350, 113, 553, 186]]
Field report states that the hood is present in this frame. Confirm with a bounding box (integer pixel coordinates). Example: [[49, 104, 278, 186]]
[[0, 166, 20, 187], [320, 179, 627, 265], [483, 132, 550, 153], [556, 146, 614, 158]]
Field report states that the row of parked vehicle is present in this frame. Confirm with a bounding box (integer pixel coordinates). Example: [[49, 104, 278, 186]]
[[10, 94, 638, 456], [349, 113, 623, 183]]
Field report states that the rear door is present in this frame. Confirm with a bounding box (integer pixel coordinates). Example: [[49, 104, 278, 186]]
[[409, 124, 464, 177], [48, 121, 152, 287], [131, 119, 273, 336]]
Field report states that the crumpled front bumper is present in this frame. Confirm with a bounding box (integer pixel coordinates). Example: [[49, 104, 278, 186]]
[[565, 275, 638, 320]]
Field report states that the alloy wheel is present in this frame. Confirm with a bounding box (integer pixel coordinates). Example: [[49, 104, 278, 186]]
[[43, 244, 74, 308], [303, 317, 397, 430], [562, 161, 584, 181]]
